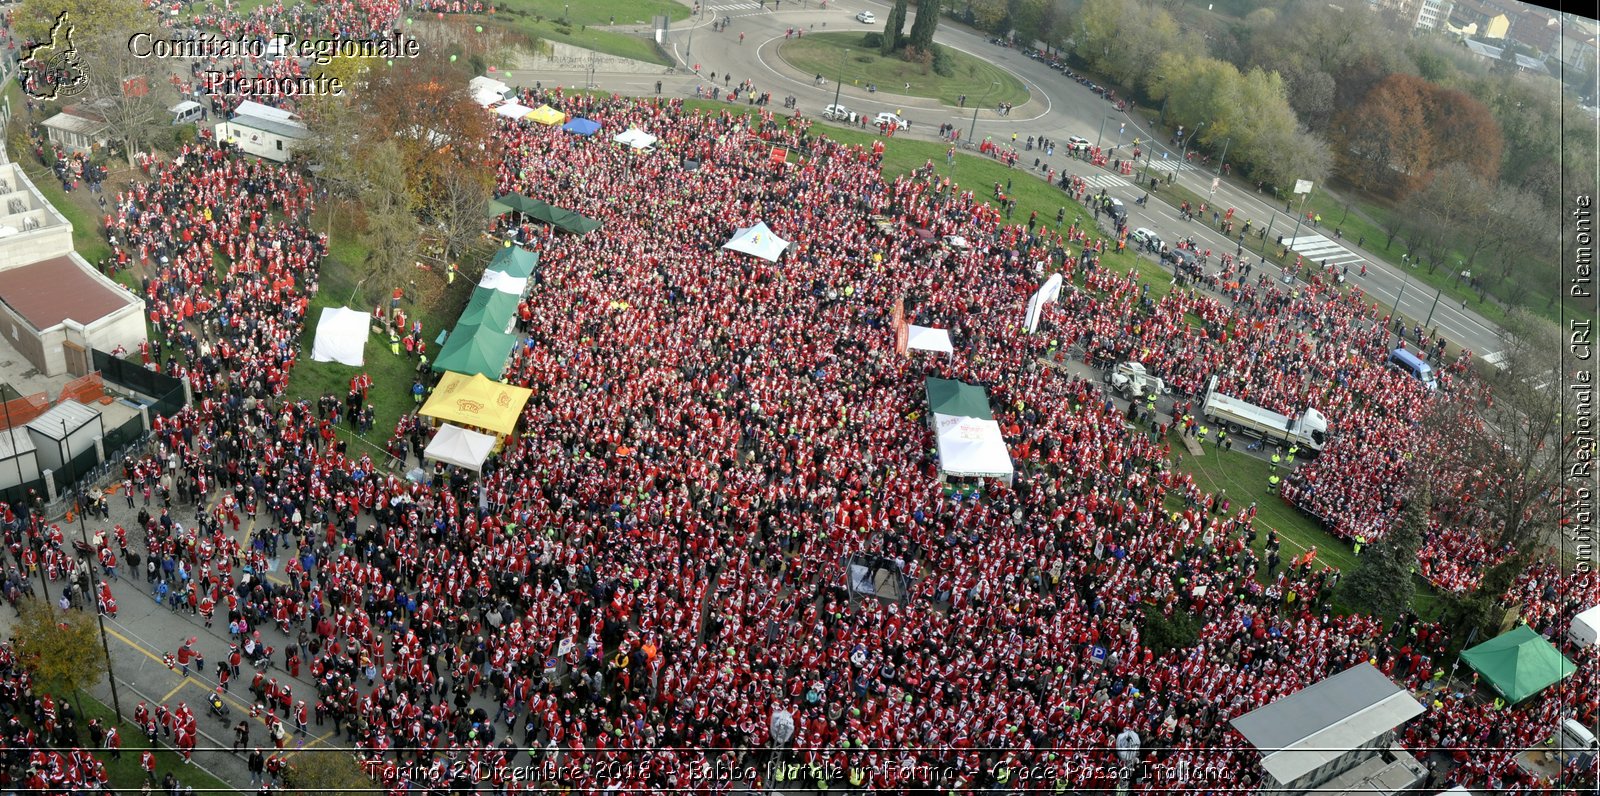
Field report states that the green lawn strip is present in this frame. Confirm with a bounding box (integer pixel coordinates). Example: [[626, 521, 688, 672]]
[[16, 159, 112, 266], [282, 208, 472, 449], [777, 32, 1029, 109], [1170, 438, 1357, 577], [68, 691, 237, 794], [482, 0, 684, 65]]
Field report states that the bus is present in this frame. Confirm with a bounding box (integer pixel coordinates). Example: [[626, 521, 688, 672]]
[[1388, 348, 1438, 390]]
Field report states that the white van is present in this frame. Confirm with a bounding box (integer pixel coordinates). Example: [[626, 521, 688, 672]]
[[170, 100, 205, 125]]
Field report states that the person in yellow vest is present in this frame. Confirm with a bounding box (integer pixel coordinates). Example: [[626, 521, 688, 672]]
[[1287, 443, 1298, 466], [1267, 474, 1281, 495], [848, 764, 866, 789], [1270, 451, 1281, 471], [1353, 536, 1366, 556], [390, 331, 401, 356], [447, 262, 459, 285], [1196, 425, 1209, 444]]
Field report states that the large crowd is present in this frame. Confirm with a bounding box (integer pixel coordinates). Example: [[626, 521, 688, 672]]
[[0, 2, 1593, 791]]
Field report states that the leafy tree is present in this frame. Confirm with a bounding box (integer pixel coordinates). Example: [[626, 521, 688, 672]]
[[13, 0, 147, 44], [907, 0, 942, 51], [357, 141, 420, 304], [881, 0, 909, 54], [10, 599, 107, 699], [968, 0, 1011, 33], [285, 752, 374, 795], [76, 21, 170, 166], [1333, 74, 1435, 197], [1138, 603, 1199, 656], [1338, 489, 1426, 618], [1423, 85, 1503, 185]]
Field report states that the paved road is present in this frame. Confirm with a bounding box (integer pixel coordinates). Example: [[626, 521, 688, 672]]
[[525, 0, 1507, 359]]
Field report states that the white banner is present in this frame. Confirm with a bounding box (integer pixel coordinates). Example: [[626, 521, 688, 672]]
[[1023, 272, 1064, 334], [1294, 179, 1313, 195]]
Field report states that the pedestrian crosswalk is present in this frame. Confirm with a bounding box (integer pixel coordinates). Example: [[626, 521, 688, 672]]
[[1145, 160, 1194, 172], [1283, 233, 1364, 268], [1078, 174, 1129, 190], [707, 2, 763, 11]]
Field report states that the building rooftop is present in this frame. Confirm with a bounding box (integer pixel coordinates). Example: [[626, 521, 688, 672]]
[[1230, 663, 1425, 786], [0, 255, 137, 331]]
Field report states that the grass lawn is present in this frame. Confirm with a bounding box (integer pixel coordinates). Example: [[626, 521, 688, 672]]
[[778, 32, 1029, 109], [16, 158, 112, 266], [475, 0, 686, 66], [281, 205, 472, 453], [1172, 438, 1444, 620], [70, 691, 235, 794]]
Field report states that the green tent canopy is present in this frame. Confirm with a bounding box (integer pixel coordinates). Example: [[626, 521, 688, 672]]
[[1460, 625, 1576, 703], [486, 245, 538, 279], [456, 289, 520, 331], [432, 322, 518, 378], [492, 194, 601, 235], [925, 378, 995, 421], [486, 199, 514, 218]]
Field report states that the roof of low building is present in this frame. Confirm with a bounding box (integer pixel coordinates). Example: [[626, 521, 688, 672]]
[[0, 255, 137, 330]]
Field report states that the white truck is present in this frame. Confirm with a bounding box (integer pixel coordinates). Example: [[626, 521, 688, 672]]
[[1200, 375, 1329, 452], [1108, 362, 1169, 400]]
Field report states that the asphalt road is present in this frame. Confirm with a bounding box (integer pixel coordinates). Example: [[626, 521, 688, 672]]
[[607, 0, 1510, 359]]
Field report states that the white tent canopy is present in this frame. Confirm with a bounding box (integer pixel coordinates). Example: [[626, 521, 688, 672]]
[[933, 414, 1014, 479], [1023, 272, 1063, 333], [722, 222, 790, 262], [310, 306, 369, 367], [613, 128, 658, 149], [907, 324, 954, 354], [1570, 605, 1600, 647], [423, 423, 498, 471], [495, 101, 533, 119], [478, 269, 527, 295]]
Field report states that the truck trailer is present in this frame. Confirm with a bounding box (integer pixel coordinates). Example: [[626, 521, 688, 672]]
[[1200, 375, 1329, 453]]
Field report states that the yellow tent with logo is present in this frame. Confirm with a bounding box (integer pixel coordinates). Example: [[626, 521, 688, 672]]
[[419, 372, 532, 437], [527, 105, 566, 126]]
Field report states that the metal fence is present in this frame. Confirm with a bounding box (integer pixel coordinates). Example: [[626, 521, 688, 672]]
[[92, 349, 187, 418]]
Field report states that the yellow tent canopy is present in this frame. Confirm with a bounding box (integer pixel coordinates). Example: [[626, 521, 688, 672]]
[[527, 105, 566, 126], [419, 372, 532, 437]]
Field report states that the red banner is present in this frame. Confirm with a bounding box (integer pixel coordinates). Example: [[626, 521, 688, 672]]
[[769, 147, 788, 166], [891, 296, 908, 354]]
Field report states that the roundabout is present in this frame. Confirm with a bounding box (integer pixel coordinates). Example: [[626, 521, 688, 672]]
[[776, 30, 1029, 108]]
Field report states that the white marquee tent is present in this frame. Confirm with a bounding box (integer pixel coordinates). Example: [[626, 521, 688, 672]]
[[613, 128, 658, 150], [310, 306, 369, 367], [722, 222, 790, 262], [495, 102, 533, 119], [906, 324, 954, 354], [933, 414, 1015, 480], [478, 269, 527, 295], [423, 423, 498, 471]]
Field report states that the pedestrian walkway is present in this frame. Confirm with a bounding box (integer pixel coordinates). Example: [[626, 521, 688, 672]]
[[1145, 159, 1194, 172], [1077, 173, 1129, 190], [707, 1, 765, 14], [1283, 233, 1365, 268]]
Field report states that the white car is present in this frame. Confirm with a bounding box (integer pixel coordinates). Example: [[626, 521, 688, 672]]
[[1067, 135, 1091, 150], [1131, 228, 1161, 250], [856, 10, 876, 23], [823, 104, 856, 122], [873, 111, 908, 128]]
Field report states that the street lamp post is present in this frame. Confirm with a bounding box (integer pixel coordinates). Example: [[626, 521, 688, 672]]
[[1178, 121, 1204, 169], [967, 80, 999, 146], [1215, 137, 1230, 178], [59, 420, 122, 719]]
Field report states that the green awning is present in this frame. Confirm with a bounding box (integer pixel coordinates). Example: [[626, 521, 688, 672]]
[[1460, 625, 1576, 703], [925, 378, 995, 420], [486, 199, 513, 218], [457, 289, 520, 331], [494, 194, 600, 235], [432, 322, 518, 378], [485, 244, 537, 279]]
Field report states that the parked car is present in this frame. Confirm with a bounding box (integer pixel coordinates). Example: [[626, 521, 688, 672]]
[[1106, 197, 1127, 225], [823, 104, 857, 122], [1131, 228, 1161, 251], [873, 111, 908, 128], [856, 10, 875, 23]]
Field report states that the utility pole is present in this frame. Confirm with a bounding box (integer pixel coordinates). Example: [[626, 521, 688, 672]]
[[1178, 121, 1204, 168], [59, 420, 122, 719], [1215, 137, 1230, 177], [1424, 287, 1443, 329]]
